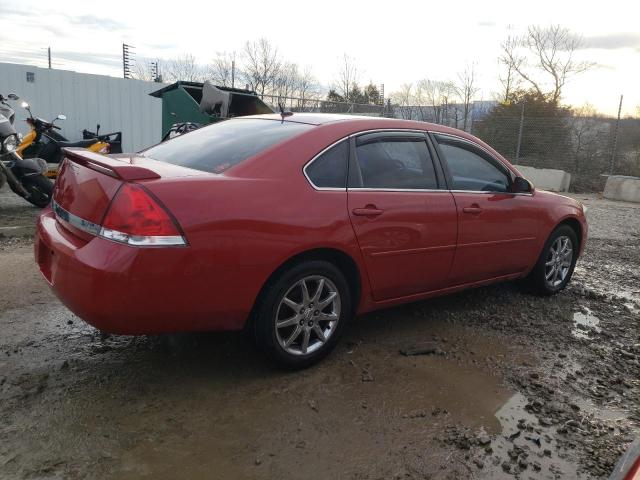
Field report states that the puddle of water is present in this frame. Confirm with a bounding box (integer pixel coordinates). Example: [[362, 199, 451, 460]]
[[481, 393, 584, 479], [572, 310, 601, 339], [572, 397, 628, 424]]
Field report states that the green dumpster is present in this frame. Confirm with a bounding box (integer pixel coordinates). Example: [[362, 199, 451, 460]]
[[149, 81, 274, 137]]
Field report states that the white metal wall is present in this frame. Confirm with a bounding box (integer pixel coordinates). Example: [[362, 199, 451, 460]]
[[0, 62, 162, 152]]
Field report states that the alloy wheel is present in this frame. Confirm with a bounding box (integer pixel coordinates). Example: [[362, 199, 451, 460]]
[[544, 235, 573, 288], [275, 275, 341, 356]]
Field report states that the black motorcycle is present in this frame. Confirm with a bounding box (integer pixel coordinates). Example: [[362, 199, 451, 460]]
[[0, 93, 52, 208], [20, 104, 123, 165], [82, 123, 123, 153]]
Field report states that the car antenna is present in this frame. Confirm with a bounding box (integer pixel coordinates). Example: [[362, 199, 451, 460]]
[[278, 100, 293, 123]]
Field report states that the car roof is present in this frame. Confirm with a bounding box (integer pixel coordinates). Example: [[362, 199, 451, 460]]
[[244, 112, 419, 126], [239, 113, 483, 141]]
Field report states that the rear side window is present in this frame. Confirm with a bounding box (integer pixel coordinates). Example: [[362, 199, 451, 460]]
[[305, 140, 348, 188], [435, 135, 511, 192], [142, 119, 313, 173], [353, 137, 438, 189]]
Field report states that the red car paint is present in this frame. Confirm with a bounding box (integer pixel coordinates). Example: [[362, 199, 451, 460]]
[[34, 114, 588, 334]]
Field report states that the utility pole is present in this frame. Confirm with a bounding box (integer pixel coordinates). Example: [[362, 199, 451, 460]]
[[122, 43, 134, 79], [515, 101, 525, 163], [47, 47, 51, 69], [231, 59, 236, 88], [150, 61, 162, 82], [609, 94, 623, 175]]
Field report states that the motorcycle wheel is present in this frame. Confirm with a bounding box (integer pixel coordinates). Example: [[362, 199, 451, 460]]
[[21, 175, 53, 208]]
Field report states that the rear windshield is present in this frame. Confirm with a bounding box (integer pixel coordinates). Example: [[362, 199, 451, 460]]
[[142, 119, 313, 173]]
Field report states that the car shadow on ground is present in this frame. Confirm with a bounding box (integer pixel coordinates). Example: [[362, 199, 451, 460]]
[[68, 280, 531, 384]]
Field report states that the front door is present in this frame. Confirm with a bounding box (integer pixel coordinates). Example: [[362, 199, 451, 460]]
[[348, 132, 458, 301], [433, 133, 540, 285]]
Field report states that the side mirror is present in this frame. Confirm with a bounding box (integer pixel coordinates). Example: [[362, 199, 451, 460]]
[[8, 93, 19, 100], [57, 114, 67, 121], [21, 101, 30, 109], [513, 176, 533, 194]]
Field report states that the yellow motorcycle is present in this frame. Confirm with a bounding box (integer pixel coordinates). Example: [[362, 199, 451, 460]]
[[17, 101, 122, 178]]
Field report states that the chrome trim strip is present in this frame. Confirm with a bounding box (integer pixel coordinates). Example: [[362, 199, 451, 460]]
[[457, 236, 536, 249], [99, 227, 186, 246], [348, 188, 444, 193], [52, 200, 187, 247], [302, 128, 534, 195], [302, 137, 349, 191], [370, 244, 456, 258], [449, 190, 533, 196], [52, 200, 102, 236]]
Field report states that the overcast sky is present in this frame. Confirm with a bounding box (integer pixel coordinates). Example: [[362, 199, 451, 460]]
[[1, 0, 639, 116]]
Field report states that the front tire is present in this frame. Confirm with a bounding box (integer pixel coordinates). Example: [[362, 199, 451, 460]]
[[529, 225, 578, 295], [22, 175, 53, 208], [253, 260, 351, 369]]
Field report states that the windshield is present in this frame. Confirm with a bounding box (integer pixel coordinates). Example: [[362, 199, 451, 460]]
[[142, 119, 313, 173]]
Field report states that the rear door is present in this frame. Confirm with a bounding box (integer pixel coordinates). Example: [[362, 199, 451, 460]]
[[347, 131, 457, 301], [432, 133, 540, 285]]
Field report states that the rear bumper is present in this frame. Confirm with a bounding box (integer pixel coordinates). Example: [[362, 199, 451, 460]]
[[35, 210, 248, 334]]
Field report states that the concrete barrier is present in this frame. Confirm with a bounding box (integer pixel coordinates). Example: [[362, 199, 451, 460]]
[[513, 165, 571, 192], [603, 175, 640, 203]]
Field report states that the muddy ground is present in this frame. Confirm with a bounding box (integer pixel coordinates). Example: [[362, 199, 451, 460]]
[[0, 188, 638, 480]]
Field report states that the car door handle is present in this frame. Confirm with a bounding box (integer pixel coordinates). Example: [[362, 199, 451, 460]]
[[352, 206, 384, 217], [462, 205, 483, 214]]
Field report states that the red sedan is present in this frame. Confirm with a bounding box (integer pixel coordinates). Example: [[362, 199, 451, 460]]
[[35, 114, 588, 368]]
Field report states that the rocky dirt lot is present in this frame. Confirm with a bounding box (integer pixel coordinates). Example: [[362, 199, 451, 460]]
[[0, 190, 638, 480]]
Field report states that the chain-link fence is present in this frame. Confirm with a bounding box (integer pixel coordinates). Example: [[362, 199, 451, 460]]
[[262, 94, 640, 193], [261, 94, 387, 116], [469, 109, 640, 192]]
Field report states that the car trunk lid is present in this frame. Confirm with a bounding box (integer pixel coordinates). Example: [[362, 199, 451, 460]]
[[52, 148, 208, 238]]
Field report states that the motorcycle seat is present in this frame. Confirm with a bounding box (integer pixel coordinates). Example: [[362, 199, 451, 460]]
[[58, 139, 98, 148]]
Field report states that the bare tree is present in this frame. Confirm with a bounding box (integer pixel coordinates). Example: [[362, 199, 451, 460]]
[[131, 59, 157, 82], [164, 54, 203, 82], [454, 64, 479, 131], [273, 62, 299, 103], [334, 54, 359, 102], [412, 81, 430, 121], [390, 84, 414, 119], [422, 79, 456, 124], [296, 67, 320, 105], [208, 51, 238, 87], [500, 25, 592, 103], [570, 103, 607, 173], [243, 38, 281, 97], [497, 55, 521, 103]]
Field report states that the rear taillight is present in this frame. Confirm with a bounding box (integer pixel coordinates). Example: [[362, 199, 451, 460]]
[[100, 184, 186, 246]]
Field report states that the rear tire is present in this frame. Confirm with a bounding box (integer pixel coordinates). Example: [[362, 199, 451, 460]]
[[528, 225, 578, 295], [253, 260, 351, 369], [22, 175, 53, 208]]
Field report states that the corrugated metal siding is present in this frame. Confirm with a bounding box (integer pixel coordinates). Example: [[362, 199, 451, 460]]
[[0, 62, 162, 152]]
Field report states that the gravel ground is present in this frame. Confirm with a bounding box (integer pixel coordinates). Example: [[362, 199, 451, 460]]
[[0, 192, 638, 480]]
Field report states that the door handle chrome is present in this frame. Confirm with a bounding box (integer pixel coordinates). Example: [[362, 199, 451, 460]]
[[352, 206, 383, 217], [463, 205, 482, 214]]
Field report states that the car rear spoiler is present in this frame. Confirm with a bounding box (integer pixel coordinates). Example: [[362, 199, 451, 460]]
[[62, 148, 161, 181]]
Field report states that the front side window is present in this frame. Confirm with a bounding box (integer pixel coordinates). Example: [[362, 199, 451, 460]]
[[305, 140, 348, 188], [352, 137, 438, 189], [435, 135, 511, 192], [142, 119, 313, 173]]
